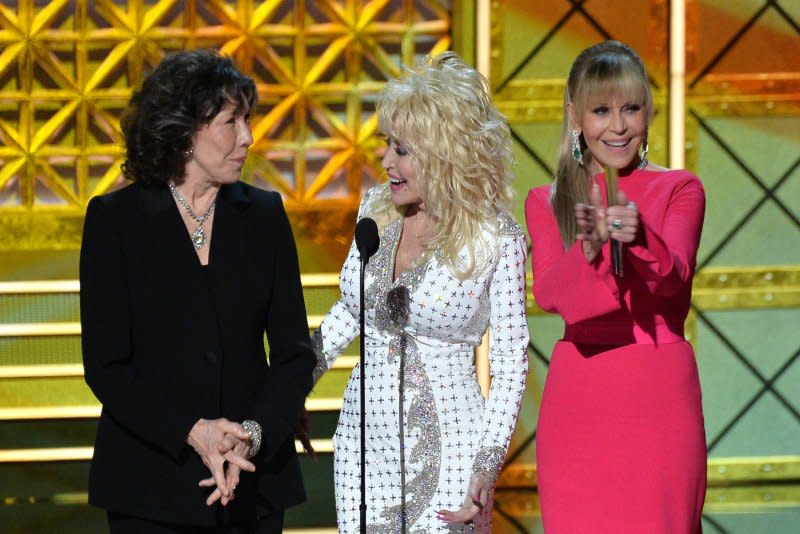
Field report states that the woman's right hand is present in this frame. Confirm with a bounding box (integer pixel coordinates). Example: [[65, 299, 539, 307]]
[[187, 418, 254, 499], [575, 183, 609, 262], [199, 436, 252, 506]]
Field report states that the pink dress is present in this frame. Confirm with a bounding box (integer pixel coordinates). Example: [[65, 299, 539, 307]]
[[525, 169, 707, 533]]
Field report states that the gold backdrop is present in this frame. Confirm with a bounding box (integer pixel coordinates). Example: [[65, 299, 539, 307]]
[[0, 0, 452, 267], [1, 1, 799, 531]]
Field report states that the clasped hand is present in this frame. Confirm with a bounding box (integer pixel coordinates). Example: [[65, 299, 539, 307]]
[[190, 413, 315, 507], [187, 418, 254, 506], [575, 184, 639, 262]]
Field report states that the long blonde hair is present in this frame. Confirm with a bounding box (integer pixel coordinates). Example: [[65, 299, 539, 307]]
[[370, 51, 515, 279], [552, 40, 654, 249]]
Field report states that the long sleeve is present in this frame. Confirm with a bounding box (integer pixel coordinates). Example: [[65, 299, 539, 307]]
[[472, 227, 529, 481], [80, 196, 200, 459], [312, 240, 360, 383], [311, 186, 380, 382], [625, 176, 705, 296], [525, 186, 622, 324], [250, 194, 316, 462]]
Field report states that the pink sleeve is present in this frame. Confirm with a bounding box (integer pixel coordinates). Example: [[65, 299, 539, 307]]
[[626, 176, 705, 296], [524, 187, 622, 323]]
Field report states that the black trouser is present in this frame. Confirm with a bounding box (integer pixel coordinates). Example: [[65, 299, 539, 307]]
[[107, 510, 284, 534]]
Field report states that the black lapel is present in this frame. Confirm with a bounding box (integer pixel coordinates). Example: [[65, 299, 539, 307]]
[[207, 182, 251, 346], [136, 183, 211, 312]]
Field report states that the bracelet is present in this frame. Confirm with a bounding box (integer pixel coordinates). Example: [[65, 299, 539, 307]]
[[472, 445, 505, 484], [241, 419, 262, 458]]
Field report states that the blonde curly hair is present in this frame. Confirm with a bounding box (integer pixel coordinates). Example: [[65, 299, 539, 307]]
[[368, 51, 515, 279]]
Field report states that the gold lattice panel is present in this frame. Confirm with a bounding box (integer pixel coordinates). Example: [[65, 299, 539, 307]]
[[0, 0, 452, 250]]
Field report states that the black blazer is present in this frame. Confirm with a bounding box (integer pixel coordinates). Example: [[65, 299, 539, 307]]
[[79, 181, 315, 525]]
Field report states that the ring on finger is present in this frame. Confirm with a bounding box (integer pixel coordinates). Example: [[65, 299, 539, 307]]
[[612, 218, 623, 230]]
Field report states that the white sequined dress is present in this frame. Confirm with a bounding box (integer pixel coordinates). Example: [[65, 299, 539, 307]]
[[313, 188, 529, 533]]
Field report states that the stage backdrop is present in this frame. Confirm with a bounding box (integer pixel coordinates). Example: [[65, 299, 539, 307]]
[[490, 1, 799, 531], [0, 1, 798, 533]]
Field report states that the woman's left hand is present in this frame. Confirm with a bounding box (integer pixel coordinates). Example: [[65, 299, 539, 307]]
[[199, 436, 252, 506], [296, 408, 315, 459], [436, 472, 492, 524], [605, 190, 640, 243]]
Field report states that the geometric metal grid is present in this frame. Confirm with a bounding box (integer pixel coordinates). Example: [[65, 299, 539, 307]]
[[491, 0, 671, 186], [492, 0, 670, 177], [685, 0, 800, 467], [0, 0, 452, 250]]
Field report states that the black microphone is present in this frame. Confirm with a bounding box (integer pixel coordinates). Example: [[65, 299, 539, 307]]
[[355, 217, 380, 261], [354, 216, 378, 534], [604, 165, 623, 277]]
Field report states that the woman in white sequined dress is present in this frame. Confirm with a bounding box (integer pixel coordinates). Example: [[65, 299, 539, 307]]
[[312, 52, 529, 533]]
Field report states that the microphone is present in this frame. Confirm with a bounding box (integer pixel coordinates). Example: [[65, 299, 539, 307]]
[[353, 216, 378, 534], [604, 166, 623, 277], [355, 217, 380, 261]]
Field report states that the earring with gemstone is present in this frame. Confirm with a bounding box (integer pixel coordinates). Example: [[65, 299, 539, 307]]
[[638, 139, 649, 169], [571, 129, 583, 166]]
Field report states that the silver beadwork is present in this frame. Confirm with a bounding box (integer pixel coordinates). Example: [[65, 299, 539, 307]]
[[472, 445, 506, 483], [311, 329, 328, 384], [369, 334, 441, 532]]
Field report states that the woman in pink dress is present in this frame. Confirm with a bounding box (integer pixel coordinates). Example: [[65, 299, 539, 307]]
[[525, 40, 707, 533]]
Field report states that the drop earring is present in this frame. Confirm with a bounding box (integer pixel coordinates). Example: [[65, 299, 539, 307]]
[[571, 129, 583, 166], [638, 140, 649, 169]]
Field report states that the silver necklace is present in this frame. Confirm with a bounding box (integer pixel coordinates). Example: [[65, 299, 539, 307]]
[[168, 181, 215, 249]]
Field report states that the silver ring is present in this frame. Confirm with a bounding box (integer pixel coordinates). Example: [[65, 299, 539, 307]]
[[612, 218, 623, 230]]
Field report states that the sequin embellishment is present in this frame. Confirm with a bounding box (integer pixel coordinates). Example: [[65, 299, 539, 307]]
[[369, 289, 441, 532]]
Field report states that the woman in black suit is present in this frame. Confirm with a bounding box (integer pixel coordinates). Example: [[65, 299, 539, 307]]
[[79, 49, 315, 533]]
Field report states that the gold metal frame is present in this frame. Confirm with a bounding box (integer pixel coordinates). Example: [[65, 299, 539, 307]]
[[0, 275, 337, 294], [0, 1, 453, 250], [0, 399, 345, 422], [497, 456, 800, 488], [493, 483, 800, 516], [0, 440, 334, 463]]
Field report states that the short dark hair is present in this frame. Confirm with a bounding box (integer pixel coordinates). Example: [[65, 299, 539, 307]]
[[121, 49, 257, 186]]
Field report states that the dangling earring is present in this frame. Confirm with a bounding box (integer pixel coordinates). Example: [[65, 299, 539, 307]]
[[638, 139, 649, 169], [571, 129, 583, 166], [185, 147, 194, 158]]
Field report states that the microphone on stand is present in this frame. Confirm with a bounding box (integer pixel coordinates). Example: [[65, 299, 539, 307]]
[[604, 166, 623, 277], [354, 217, 379, 534], [355, 217, 380, 260]]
